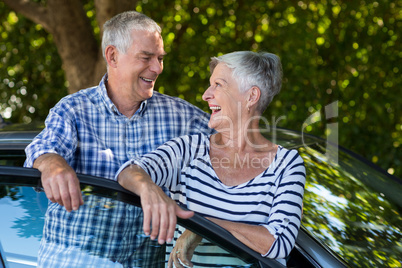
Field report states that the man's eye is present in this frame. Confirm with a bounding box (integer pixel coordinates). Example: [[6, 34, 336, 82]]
[[143, 57, 151, 61]]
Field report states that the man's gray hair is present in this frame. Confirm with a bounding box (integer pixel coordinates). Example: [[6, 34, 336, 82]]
[[102, 11, 162, 60], [209, 51, 283, 113]]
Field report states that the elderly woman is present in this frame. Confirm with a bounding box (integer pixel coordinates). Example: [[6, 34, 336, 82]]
[[117, 51, 306, 267]]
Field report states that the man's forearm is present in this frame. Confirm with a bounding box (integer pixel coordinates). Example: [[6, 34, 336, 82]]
[[34, 152, 83, 211], [33, 153, 66, 171]]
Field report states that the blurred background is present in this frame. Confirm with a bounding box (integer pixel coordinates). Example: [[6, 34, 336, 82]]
[[0, 0, 400, 178]]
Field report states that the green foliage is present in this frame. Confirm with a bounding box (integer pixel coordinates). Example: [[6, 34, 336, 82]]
[[0, 2, 68, 123], [0, 0, 400, 178], [300, 144, 402, 267]]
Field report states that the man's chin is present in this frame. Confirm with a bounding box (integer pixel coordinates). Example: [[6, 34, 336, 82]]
[[140, 87, 154, 99], [144, 90, 154, 101]]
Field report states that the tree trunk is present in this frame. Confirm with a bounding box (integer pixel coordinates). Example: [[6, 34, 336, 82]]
[[3, 0, 136, 94]]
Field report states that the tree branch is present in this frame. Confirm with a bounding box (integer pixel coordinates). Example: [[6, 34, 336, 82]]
[[2, 0, 51, 31], [95, 0, 138, 34]]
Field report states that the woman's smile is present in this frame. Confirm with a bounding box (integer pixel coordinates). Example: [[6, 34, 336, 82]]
[[209, 105, 221, 115]]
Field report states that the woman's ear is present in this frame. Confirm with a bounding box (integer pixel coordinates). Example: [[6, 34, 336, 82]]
[[247, 86, 261, 107], [105, 45, 118, 68]]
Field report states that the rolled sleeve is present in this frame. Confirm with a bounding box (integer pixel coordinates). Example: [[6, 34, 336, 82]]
[[114, 158, 141, 181], [24, 105, 77, 168], [261, 152, 306, 259]]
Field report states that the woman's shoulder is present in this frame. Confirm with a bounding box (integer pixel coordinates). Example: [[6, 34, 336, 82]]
[[166, 133, 211, 150], [276, 145, 302, 157], [274, 146, 305, 167]]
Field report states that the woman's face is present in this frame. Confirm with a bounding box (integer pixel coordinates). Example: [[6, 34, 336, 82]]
[[202, 63, 248, 131]]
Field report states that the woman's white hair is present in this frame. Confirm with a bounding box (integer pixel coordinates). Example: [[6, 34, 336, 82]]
[[209, 51, 283, 113], [102, 11, 161, 60]]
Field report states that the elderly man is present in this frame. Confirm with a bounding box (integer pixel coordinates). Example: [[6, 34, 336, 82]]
[[25, 11, 213, 267]]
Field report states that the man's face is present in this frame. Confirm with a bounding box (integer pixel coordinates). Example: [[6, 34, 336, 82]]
[[115, 30, 165, 101]]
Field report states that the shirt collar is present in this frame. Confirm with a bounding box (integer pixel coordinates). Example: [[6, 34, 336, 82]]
[[98, 73, 148, 117]]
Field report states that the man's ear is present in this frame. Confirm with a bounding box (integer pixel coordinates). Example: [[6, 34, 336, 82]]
[[105, 45, 118, 68]]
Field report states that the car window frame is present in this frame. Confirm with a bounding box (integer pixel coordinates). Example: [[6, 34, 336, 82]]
[[0, 165, 289, 268]]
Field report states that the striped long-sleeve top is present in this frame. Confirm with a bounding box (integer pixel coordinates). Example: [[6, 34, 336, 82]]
[[123, 133, 306, 261]]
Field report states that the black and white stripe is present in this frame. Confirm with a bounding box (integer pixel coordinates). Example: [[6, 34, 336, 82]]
[[136, 133, 306, 263]]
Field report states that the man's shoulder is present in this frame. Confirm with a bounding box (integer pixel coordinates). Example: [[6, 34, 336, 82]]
[[149, 92, 206, 114], [147, 92, 214, 135], [150, 92, 192, 104], [54, 86, 99, 106], [173, 132, 210, 143], [48, 87, 101, 118]]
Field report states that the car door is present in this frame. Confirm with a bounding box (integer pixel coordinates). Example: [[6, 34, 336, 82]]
[[0, 166, 292, 268]]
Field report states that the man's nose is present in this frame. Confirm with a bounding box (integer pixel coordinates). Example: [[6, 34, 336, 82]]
[[150, 59, 163, 74]]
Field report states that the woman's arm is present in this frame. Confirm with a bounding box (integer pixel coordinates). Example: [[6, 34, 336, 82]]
[[168, 218, 275, 267], [207, 217, 275, 255], [118, 165, 194, 244]]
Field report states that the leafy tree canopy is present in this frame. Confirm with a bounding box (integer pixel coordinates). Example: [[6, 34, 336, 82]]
[[1, 0, 401, 178]]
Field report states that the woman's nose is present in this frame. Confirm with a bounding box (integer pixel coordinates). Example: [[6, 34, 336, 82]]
[[202, 86, 214, 101]]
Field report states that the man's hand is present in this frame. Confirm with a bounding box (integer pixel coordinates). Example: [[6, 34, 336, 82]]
[[118, 165, 194, 244], [34, 153, 83, 212]]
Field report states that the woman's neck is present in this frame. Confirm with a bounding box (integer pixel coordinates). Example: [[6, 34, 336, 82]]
[[211, 117, 274, 153]]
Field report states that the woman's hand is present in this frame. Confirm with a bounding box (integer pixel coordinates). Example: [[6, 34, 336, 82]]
[[168, 229, 202, 268], [118, 165, 194, 244]]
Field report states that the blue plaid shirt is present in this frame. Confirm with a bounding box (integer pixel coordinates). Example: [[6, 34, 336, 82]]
[[24, 74, 213, 267]]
